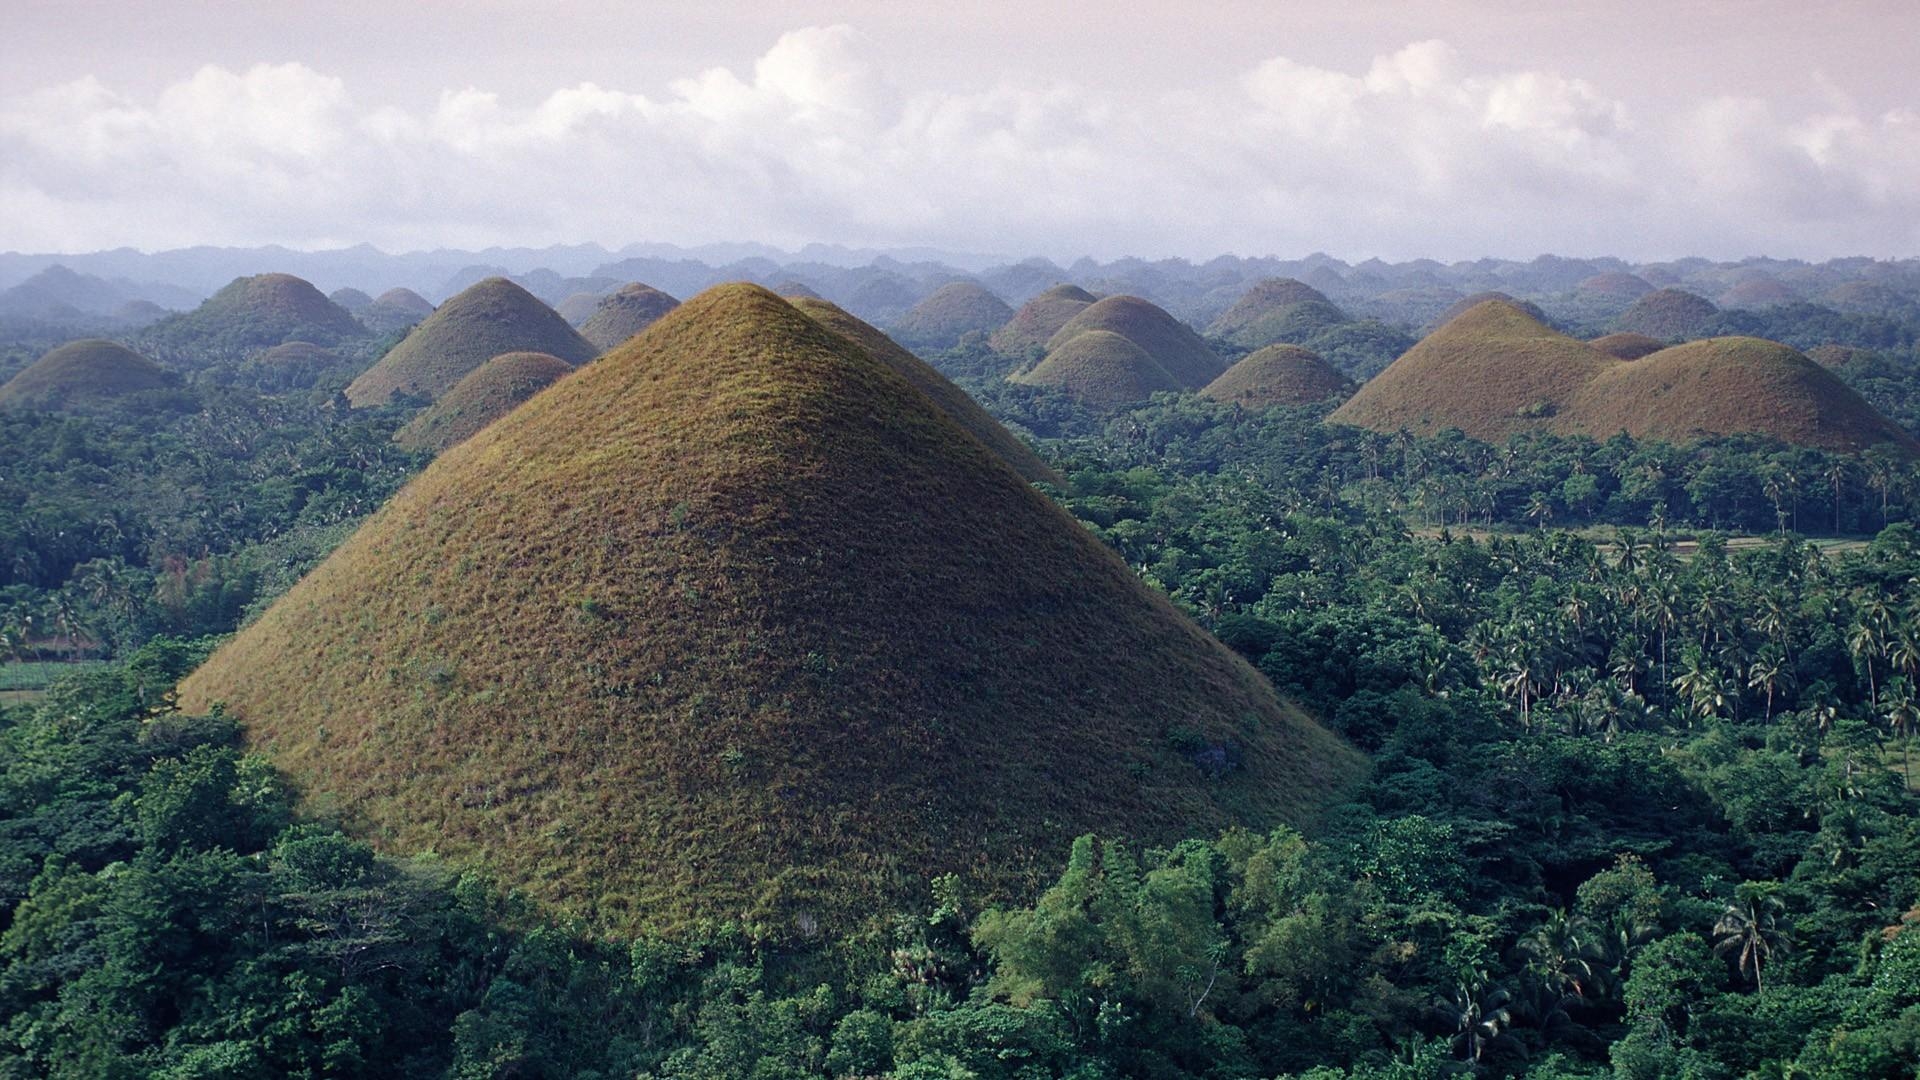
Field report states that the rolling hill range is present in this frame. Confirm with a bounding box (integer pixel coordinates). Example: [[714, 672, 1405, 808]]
[[392, 351, 575, 454], [1332, 300, 1916, 452], [0, 338, 179, 410], [345, 278, 596, 406], [989, 283, 1096, 355], [1201, 344, 1352, 409], [889, 281, 1014, 349], [177, 283, 1362, 935], [580, 283, 681, 352]]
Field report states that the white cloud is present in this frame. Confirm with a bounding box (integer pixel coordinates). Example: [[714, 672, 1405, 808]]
[[0, 28, 1916, 259]]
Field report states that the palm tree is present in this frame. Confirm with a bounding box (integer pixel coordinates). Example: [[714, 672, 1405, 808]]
[[1747, 650, 1791, 722], [1880, 676, 1918, 790], [1440, 970, 1513, 1064], [1713, 885, 1789, 993], [1672, 649, 1727, 725], [1518, 910, 1605, 1004], [1526, 491, 1555, 531]]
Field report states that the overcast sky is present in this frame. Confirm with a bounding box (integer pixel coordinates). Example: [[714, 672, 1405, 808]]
[[3, 0, 1917, 262]]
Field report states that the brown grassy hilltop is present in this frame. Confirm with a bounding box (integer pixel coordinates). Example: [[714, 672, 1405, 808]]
[[989, 283, 1096, 355], [1575, 273, 1655, 301], [329, 287, 374, 313], [1718, 278, 1798, 309], [1206, 279, 1347, 349], [148, 273, 366, 350], [1201, 344, 1352, 409], [346, 278, 597, 406], [1046, 295, 1225, 388], [1563, 338, 1920, 453], [1590, 332, 1666, 360], [1330, 300, 1614, 440], [1612, 288, 1718, 339], [580, 283, 681, 352], [177, 283, 1362, 936], [1429, 291, 1550, 331], [1012, 329, 1183, 410], [890, 281, 1015, 349], [0, 339, 177, 410], [786, 296, 1060, 484], [359, 288, 438, 335], [391, 351, 574, 454]]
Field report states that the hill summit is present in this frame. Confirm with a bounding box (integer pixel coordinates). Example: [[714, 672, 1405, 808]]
[[1046, 296, 1225, 387], [1206, 279, 1347, 349], [178, 283, 1360, 935], [345, 278, 596, 406], [989, 283, 1096, 355], [143, 273, 365, 354], [1612, 288, 1718, 339], [0, 339, 178, 410], [890, 281, 1015, 349], [579, 283, 681, 352], [1201, 344, 1352, 409], [392, 351, 574, 454]]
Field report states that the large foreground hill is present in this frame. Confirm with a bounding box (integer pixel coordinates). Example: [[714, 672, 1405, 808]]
[[178, 283, 1361, 934]]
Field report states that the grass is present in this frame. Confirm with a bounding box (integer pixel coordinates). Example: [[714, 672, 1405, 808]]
[[890, 281, 1015, 349], [392, 351, 576, 454], [988, 284, 1095, 356], [0, 659, 112, 692], [1046, 296, 1224, 389], [0, 339, 178, 410], [580, 283, 681, 352], [346, 278, 598, 406], [180, 282, 1363, 938], [1432, 292, 1549, 330], [1590, 332, 1665, 360], [1613, 288, 1718, 338], [1201, 344, 1352, 409], [1013, 329, 1182, 410], [1206, 279, 1346, 349]]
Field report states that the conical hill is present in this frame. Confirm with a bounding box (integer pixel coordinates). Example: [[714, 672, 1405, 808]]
[[359, 288, 437, 335], [178, 283, 1361, 935], [392, 351, 574, 453], [345, 277, 597, 406], [1612, 288, 1717, 339], [1329, 300, 1614, 440], [146, 273, 365, 352], [989, 283, 1096, 355], [786, 296, 1060, 484], [1206, 279, 1347, 349], [1012, 329, 1181, 410], [1047, 296, 1225, 388], [0, 339, 178, 410], [890, 281, 1015, 349], [1201, 344, 1352, 409], [580, 283, 681, 352]]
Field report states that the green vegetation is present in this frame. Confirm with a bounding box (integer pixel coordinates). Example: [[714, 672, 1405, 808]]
[[579, 282, 680, 352], [890, 281, 1015, 350], [0, 339, 180, 412], [346, 278, 595, 406], [392, 351, 574, 454], [1201, 344, 1353, 410]]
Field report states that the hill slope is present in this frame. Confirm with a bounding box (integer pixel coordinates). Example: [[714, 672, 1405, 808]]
[[786, 296, 1060, 484], [890, 281, 1015, 349], [1047, 296, 1225, 388], [178, 283, 1361, 934], [0, 339, 178, 410], [345, 278, 597, 406], [1330, 300, 1614, 440], [580, 283, 681, 352], [1589, 332, 1665, 360], [1201, 345, 1352, 408], [392, 351, 574, 453], [989, 284, 1096, 356]]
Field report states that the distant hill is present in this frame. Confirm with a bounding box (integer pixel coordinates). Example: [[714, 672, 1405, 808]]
[[1330, 300, 1615, 440], [579, 284, 681, 352], [555, 292, 603, 327], [1613, 288, 1719, 339], [178, 283, 1361, 935], [1201, 345, 1352, 409], [1046, 296, 1225, 388], [0, 339, 179, 410], [1429, 291, 1550, 331], [392, 351, 574, 453], [890, 281, 1015, 349], [359, 288, 436, 336], [1590, 332, 1666, 360], [141, 273, 366, 356], [1206, 279, 1348, 349], [1719, 278, 1799, 309], [1011, 329, 1182, 410], [989, 284, 1096, 356], [345, 278, 596, 406], [1575, 272, 1655, 302], [329, 287, 374, 313], [231, 341, 364, 393]]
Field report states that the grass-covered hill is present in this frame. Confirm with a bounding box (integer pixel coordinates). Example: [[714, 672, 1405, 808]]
[[889, 281, 1015, 349], [555, 291, 603, 327], [345, 278, 596, 406], [177, 283, 1361, 935], [1590, 332, 1666, 360], [141, 273, 366, 357], [0, 338, 179, 410], [1613, 287, 1719, 339], [1429, 291, 1551, 330], [1719, 278, 1799, 309], [786, 295, 1060, 484], [1574, 271, 1655, 301], [1046, 295, 1225, 389], [1564, 337, 1920, 453], [329, 286, 374, 313], [1011, 329, 1183, 410], [579, 283, 681, 352], [1200, 344, 1352, 409], [1205, 278, 1348, 349], [989, 283, 1096, 356], [358, 287, 437, 335], [1330, 300, 1613, 440], [392, 351, 574, 454]]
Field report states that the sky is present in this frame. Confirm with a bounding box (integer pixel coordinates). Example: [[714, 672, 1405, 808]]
[[3, 0, 1918, 262]]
